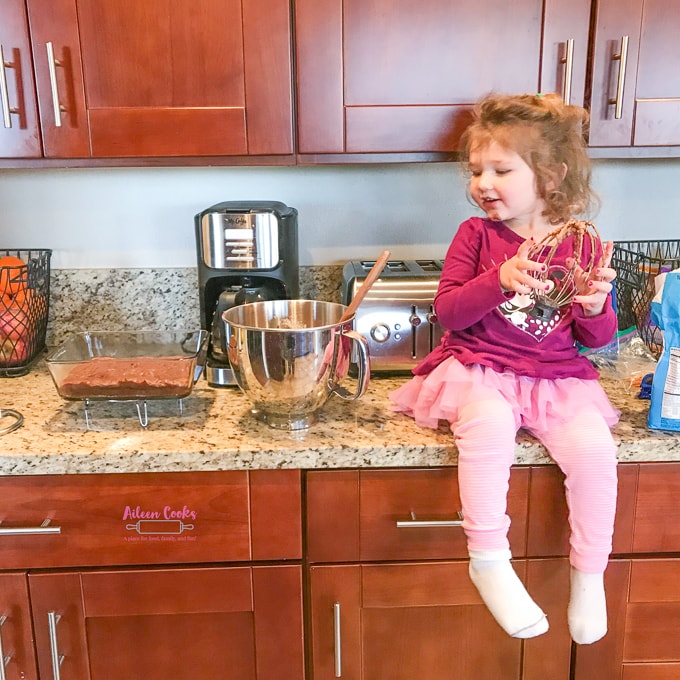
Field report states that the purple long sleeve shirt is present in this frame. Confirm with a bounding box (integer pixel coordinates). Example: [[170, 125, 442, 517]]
[[414, 217, 617, 380]]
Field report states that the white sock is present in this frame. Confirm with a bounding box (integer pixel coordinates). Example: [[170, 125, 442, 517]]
[[568, 567, 607, 644], [468, 550, 548, 638]]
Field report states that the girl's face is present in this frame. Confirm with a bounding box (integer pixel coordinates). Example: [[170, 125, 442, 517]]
[[468, 140, 548, 231]]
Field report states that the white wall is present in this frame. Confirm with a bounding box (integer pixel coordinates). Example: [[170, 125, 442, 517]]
[[0, 159, 677, 268]]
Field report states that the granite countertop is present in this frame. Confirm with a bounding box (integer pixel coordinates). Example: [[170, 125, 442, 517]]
[[1, 359, 679, 476]]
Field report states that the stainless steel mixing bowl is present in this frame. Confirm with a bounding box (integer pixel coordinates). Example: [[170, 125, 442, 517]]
[[222, 299, 370, 429]]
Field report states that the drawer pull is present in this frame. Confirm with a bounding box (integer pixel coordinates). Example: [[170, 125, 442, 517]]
[[609, 35, 629, 120], [560, 37, 574, 105], [45, 41, 65, 127], [0, 615, 11, 680], [0, 45, 15, 129], [333, 602, 342, 677], [47, 611, 64, 680], [396, 511, 464, 528], [0, 519, 62, 535]]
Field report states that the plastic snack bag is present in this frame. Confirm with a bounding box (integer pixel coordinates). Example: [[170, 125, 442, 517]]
[[648, 271, 680, 431]]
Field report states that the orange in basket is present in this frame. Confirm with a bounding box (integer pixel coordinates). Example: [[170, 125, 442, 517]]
[[0, 255, 28, 299]]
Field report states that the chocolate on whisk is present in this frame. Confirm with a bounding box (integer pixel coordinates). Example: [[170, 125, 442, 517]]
[[526, 219, 603, 310]]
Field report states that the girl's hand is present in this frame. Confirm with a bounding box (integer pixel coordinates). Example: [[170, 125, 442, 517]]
[[571, 241, 617, 317], [499, 238, 549, 294]]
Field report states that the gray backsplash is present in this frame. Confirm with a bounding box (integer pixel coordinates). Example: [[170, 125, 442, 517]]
[[46, 266, 344, 346]]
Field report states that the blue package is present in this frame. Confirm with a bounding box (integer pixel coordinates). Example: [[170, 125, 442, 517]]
[[648, 272, 680, 431], [638, 373, 654, 399]]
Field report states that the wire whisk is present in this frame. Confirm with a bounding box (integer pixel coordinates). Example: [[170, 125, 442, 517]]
[[526, 219, 603, 317]]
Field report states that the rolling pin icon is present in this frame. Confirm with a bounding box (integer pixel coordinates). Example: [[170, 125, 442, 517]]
[[126, 519, 195, 535]]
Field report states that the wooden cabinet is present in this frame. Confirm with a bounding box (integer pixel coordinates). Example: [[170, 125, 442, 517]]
[[29, 565, 303, 680], [8, 0, 294, 159], [294, 0, 591, 159], [306, 467, 563, 680], [540, 0, 591, 108], [523, 463, 680, 677], [306, 464, 680, 679], [572, 464, 680, 679], [0, 470, 305, 680], [589, 0, 680, 148], [306, 467, 529, 563], [0, 572, 38, 680], [309, 562, 527, 680], [0, 0, 41, 157]]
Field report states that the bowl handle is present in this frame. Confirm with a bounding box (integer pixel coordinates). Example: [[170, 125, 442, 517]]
[[329, 329, 370, 400]]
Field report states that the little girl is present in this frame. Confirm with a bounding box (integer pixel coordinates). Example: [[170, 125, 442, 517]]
[[391, 93, 619, 645]]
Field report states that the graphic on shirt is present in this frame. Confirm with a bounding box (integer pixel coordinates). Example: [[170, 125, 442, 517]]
[[497, 264, 572, 341]]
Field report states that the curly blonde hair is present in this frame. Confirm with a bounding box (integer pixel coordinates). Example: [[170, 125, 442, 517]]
[[460, 93, 597, 224]]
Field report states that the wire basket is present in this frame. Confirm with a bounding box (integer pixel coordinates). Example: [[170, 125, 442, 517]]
[[0, 248, 52, 377], [611, 240, 680, 357]]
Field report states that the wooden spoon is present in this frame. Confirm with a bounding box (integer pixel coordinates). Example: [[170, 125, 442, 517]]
[[339, 250, 391, 323]]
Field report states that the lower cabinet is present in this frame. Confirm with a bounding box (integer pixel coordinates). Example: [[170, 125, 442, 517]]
[[0, 469, 305, 680], [308, 561, 567, 680], [3, 463, 680, 679], [27, 565, 303, 680], [0, 572, 38, 680], [573, 559, 680, 680], [305, 468, 570, 680], [306, 464, 680, 680]]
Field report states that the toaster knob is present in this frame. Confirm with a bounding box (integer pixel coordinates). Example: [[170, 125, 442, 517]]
[[409, 313, 422, 327], [370, 323, 390, 343], [427, 311, 438, 324]]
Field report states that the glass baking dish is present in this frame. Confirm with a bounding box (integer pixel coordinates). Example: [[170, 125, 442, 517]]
[[46, 330, 208, 401]]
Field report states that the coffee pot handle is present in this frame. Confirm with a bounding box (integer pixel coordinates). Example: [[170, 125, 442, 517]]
[[328, 329, 370, 400], [211, 290, 237, 358]]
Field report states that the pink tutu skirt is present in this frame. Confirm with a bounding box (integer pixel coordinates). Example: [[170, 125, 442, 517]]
[[390, 357, 620, 433]]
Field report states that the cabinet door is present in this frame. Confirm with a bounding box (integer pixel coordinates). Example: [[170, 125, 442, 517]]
[[0, 470, 301, 570], [590, 0, 680, 147], [0, 572, 38, 680], [295, 0, 545, 156], [309, 562, 524, 680], [574, 559, 680, 680], [540, 0, 591, 107], [25, 0, 293, 158], [306, 468, 530, 563], [632, 463, 680, 553], [29, 565, 305, 680], [0, 0, 42, 157]]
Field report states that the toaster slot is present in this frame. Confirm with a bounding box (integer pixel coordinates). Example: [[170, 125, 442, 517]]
[[427, 304, 440, 351], [409, 305, 419, 359]]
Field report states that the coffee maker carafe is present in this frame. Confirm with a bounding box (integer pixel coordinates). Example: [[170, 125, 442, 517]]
[[195, 201, 299, 386]]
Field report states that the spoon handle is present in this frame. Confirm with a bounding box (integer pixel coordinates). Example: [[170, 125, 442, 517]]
[[339, 250, 391, 323]]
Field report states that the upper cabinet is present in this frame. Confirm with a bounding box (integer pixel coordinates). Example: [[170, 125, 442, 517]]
[[540, 0, 591, 108], [7, 0, 294, 159], [0, 0, 41, 157], [5, 0, 680, 163], [590, 0, 680, 148], [294, 0, 591, 158]]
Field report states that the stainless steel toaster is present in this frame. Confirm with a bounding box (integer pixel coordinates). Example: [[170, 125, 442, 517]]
[[342, 259, 445, 373]]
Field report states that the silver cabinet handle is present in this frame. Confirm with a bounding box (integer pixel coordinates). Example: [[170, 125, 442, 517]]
[[560, 38, 574, 105], [396, 510, 464, 528], [333, 602, 342, 677], [609, 35, 629, 120], [0, 615, 11, 680], [47, 611, 64, 680], [0, 44, 13, 129], [45, 41, 64, 127], [0, 519, 61, 535]]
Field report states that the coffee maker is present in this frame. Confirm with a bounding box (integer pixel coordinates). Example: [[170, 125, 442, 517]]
[[195, 201, 299, 386]]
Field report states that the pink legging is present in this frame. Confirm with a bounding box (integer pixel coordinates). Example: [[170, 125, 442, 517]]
[[452, 398, 618, 573]]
